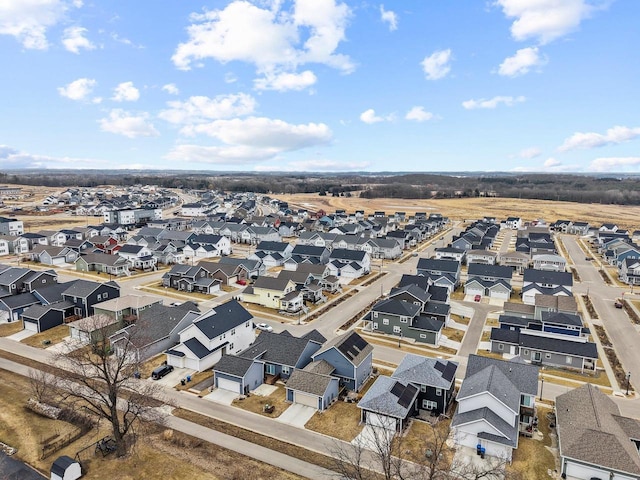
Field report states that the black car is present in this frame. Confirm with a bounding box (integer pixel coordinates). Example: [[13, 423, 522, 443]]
[[151, 364, 174, 380]]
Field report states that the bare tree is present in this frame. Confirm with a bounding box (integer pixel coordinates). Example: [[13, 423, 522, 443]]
[[331, 417, 512, 480], [54, 314, 167, 457], [28, 368, 57, 404]]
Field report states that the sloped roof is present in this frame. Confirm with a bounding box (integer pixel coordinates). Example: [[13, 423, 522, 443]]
[[556, 384, 640, 476], [286, 368, 335, 397], [239, 329, 325, 367], [313, 331, 373, 366], [465, 354, 538, 396], [192, 300, 252, 340], [371, 298, 421, 317], [357, 376, 418, 419], [213, 355, 256, 377], [452, 406, 518, 448], [392, 354, 457, 389]]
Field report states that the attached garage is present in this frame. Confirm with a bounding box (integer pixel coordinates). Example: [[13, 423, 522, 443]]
[[366, 412, 398, 430], [69, 326, 90, 343], [23, 318, 39, 332], [294, 391, 319, 408], [216, 375, 242, 394]]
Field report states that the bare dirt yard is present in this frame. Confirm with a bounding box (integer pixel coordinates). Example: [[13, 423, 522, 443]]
[[276, 193, 640, 230]]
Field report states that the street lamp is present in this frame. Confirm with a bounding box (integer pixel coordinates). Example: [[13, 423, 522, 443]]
[[627, 371, 632, 396], [539, 375, 544, 401], [398, 331, 402, 348]]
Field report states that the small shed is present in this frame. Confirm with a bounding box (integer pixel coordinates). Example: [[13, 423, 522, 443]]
[[51, 455, 82, 480]]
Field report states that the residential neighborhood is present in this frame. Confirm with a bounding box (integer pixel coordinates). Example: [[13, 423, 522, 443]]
[[2, 188, 640, 480]]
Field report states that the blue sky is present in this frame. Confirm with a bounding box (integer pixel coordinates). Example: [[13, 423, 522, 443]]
[[0, 0, 638, 173]]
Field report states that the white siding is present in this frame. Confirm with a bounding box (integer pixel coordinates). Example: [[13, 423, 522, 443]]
[[457, 392, 517, 425]]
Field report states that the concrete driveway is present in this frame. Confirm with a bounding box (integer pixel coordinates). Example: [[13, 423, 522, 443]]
[[351, 425, 394, 451], [152, 367, 194, 387], [277, 404, 316, 427], [204, 388, 239, 405], [46, 336, 86, 354], [6, 328, 36, 341]]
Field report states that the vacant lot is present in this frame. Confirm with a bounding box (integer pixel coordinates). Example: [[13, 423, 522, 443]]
[[276, 193, 640, 230]]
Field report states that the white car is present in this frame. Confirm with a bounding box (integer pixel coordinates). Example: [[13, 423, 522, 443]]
[[255, 323, 273, 332]]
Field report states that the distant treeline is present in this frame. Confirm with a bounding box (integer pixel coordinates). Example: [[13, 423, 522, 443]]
[[2, 171, 640, 205]]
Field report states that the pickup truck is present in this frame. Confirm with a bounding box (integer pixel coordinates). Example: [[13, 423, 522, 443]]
[[615, 298, 624, 309]]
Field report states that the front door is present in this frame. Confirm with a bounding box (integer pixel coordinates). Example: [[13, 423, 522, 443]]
[[533, 351, 542, 362]]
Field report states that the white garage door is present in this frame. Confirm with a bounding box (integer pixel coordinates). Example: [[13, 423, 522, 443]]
[[184, 357, 200, 371], [70, 327, 90, 343], [294, 391, 318, 409], [24, 319, 39, 332], [52, 257, 66, 265], [217, 376, 241, 394], [367, 412, 397, 430]]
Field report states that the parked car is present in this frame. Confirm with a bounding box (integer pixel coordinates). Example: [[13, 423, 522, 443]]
[[474, 294, 481, 302], [151, 364, 174, 380], [585, 256, 593, 261], [237, 279, 247, 286], [615, 298, 624, 309], [255, 322, 273, 332]]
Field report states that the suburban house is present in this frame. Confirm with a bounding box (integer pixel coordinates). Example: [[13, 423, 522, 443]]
[[357, 376, 419, 431], [285, 361, 341, 411], [67, 314, 122, 344], [391, 354, 458, 416], [233, 329, 326, 385], [162, 264, 221, 295], [60, 279, 121, 319], [283, 245, 330, 271], [183, 234, 231, 259], [327, 249, 371, 279], [212, 355, 265, 395], [466, 250, 498, 265], [434, 247, 466, 263], [75, 252, 131, 277], [464, 263, 513, 302], [218, 257, 265, 279], [367, 298, 444, 346], [92, 294, 162, 321], [165, 300, 254, 371], [532, 254, 567, 272], [620, 258, 640, 285], [499, 251, 530, 274], [117, 244, 157, 271], [556, 384, 640, 480], [29, 245, 79, 266], [416, 258, 461, 287], [241, 276, 303, 312], [0, 292, 40, 324], [521, 268, 573, 305], [110, 302, 200, 363], [311, 331, 373, 392], [451, 355, 539, 461], [248, 241, 293, 268]]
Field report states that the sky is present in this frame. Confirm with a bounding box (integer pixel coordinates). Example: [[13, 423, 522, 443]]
[[0, 0, 638, 173]]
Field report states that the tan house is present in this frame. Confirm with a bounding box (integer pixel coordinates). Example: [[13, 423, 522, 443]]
[[241, 276, 303, 312]]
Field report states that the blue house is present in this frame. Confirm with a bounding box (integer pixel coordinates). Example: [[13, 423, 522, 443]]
[[238, 329, 326, 383], [312, 331, 373, 392], [285, 360, 340, 410], [213, 355, 264, 395]]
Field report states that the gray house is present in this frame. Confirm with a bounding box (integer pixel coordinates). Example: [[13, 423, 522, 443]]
[[213, 355, 264, 395], [357, 376, 419, 431], [285, 360, 340, 410], [367, 298, 444, 346], [311, 331, 373, 392]]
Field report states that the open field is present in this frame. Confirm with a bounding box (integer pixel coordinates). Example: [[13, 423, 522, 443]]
[[276, 193, 640, 230]]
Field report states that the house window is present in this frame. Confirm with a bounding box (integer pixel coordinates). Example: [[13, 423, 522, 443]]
[[393, 326, 401, 334], [373, 322, 378, 330], [435, 388, 442, 396], [400, 317, 408, 323], [231, 329, 235, 336], [420, 385, 426, 393], [422, 400, 437, 410], [498, 344, 504, 351], [383, 319, 389, 325], [420, 334, 426, 339], [42, 279, 46, 284], [566, 356, 572, 364], [545, 353, 551, 359], [229, 343, 234, 351], [282, 366, 290, 375], [373, 312, 378, 318], [245, 321, 250, 327], [265, 364, 276, 375], [523, 349, 529, 355], [103, 292, 108, 299]]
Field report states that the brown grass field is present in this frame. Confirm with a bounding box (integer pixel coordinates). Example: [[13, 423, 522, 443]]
[[276, 193, 640, 230]]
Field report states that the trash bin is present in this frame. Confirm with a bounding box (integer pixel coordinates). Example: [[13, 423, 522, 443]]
[[133, 372, 141, 379], [181, 379, 186, 386], [186, 375, 191, 382]]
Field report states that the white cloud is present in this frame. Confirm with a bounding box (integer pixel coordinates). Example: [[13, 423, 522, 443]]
[[99, 109, 159, 138], [405, 106, 434, 122], [543, 157, 561, 167], [495, 0, 600, 45], [498, 46, 546, 77], [518, 147, 542, 159], [255, 158, 370, 172], [225, 72, 238, 84], [379, 5, 397, 31], [511, 157, 579, 172], [165, 144, 278, 164], [172, 0, 353, 86], [254, 70, 317, 91], [0, 0, 81, 50], [110, 32, 144, 49], [421, 49, 452, 80], [62, 26, 94, 54], [588, 157, 640, 172], [558, 126, 640, 151], [0, 143, 102, 169], [359, 109, 395, 124], [58, 77, 96, 101], [462, 95, 526, 110], [182, 116, 332, 153], [162, 83, 180, 95], [112, 81, 140, 102], [159, 93, 256, 125]]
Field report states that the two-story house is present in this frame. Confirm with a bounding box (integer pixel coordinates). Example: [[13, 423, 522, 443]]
[[464, 263, 513, 302], [367, 298, 444, 346], [522, 268, 573, 305], [240, 276, 302, 312]]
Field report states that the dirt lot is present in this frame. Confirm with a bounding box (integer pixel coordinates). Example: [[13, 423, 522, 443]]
[[0, 368, 303, 479], [276, 193, 640, 230]]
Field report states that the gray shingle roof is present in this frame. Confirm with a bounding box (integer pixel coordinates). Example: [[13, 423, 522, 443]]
[[411, 316, 444, 332], [392, 354, 457, 389], [192, 300, 253, 340], [467, 263, 513, 279], [372, 298, 421, 317], [213, 355, 256, 377], [313, 331, 373, 367], [135, 302, 200, 344], [286, 369, 335, 397], [523, 268, 573, 286], [451, 406, 518, 448], [556, 384, 640, 476], [357, 376, 418, 418], [239, 329, 325, 367], [465, 354, 538, 396]]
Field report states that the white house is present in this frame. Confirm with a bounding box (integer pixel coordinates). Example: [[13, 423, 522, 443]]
[[166, 300, 254, 371]]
